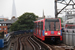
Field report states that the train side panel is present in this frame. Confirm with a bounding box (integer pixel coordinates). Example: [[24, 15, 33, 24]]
[[34, 18, 62, 41], [34, 19, 45, 40]]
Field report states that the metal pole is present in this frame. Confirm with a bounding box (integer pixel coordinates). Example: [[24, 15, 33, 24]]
[[55, 0, 58, 18]]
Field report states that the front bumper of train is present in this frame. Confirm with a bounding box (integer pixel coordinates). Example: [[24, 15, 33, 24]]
[[44, 31, 61, 36], [44, 31, 62, 41]]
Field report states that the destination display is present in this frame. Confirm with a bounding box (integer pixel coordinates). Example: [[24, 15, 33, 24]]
[[45, 19, 59, 22]]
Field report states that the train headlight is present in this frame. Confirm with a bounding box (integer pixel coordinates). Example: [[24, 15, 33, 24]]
[[45, 33, 48, 35], [57, 32, 61, 35]]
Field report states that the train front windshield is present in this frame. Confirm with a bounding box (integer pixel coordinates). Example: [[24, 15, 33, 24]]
[[45, 19, 60, 31]]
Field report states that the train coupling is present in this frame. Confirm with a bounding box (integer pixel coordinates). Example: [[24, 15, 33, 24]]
[[51, 37, 55, 41]]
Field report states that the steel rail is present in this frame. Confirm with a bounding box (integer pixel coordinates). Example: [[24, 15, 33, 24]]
[[19, 36, 23, 50], [30, 37, 41, 49], [33, 36, 52, 50], [27, 37, 36, 50]]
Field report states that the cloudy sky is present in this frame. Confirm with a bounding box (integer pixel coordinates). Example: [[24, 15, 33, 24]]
[[0, 0, 72, 19]]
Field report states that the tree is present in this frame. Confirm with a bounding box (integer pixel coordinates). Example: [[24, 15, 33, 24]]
[[58, 17, 63, 27], [10, 12, 38, 31], [58, 17, 63, 23]]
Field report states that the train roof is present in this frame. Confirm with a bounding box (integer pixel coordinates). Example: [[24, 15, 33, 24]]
[[34, 19, 44, 22], [34, 18, 60, 22]]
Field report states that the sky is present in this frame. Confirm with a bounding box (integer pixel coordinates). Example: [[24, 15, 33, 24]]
[[0, 0, 73, 19]]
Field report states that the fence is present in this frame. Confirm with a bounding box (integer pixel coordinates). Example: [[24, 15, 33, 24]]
[[0, 33, 10, 48], [62, 31, 75, 46], [10, 30, 34, 35]]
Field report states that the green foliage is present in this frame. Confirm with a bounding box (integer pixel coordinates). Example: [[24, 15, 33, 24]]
[[10, 12, 38, 31], [58, 17, 63, 27], [58, 17, 63, 23]]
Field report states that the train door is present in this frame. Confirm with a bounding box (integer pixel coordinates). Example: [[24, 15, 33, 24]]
[[38, 22, 41, 36], [39, 22, 43, 36], [37, 22, 38, 35], [39, 22, 41, 36], [41, 22, 43, 36], [36, 23, 37, 35]]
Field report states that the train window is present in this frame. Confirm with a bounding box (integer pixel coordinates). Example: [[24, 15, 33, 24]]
[[38, 22, 41, 29], [37, 22, 43, 30], [41, 22, 43, 30], [39, 22, 41, 29], [50, 22, 54, 31], [65, 24, 75, 29], [67, 26, 72, 29], [72, 26, 75, 29], [56, 22, 60, 31], [45, 19, 60, 31], [45, 22, 49, 31], [74, 26, 75, 29], [45, 22, 51, 31], [38, 22, 39, 29]]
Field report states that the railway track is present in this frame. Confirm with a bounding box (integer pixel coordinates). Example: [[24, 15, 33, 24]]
[[10, 34, 20, 50], [10, 33, 75, 50], [17, 34, 32, 50], [10, 34, 51, 50], [18, 34, 50, 50], [32, 36, 51, 50], [18, 34, 42, 50], [47, 44, 74, 50], [32, 36, 75, 50], [28, 37, 42, 50]]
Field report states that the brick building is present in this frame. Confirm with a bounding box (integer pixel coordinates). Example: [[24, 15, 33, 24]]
[[0, 0, 17, 34], [0, 18, 18, 34], [0, 18, 8, 22]]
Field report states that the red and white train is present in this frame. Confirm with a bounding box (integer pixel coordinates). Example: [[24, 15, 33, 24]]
[[34, 18, 62, 42], [64, 19, 75, 32], [65, 24, 75, 32]]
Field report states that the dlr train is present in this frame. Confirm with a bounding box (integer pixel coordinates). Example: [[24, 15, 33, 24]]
[[65, 24, 75, 32], [64, 19, 75, 32], [33, 18, 62, 43]]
